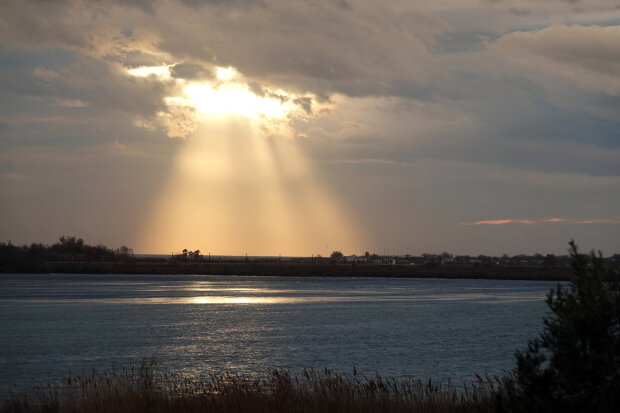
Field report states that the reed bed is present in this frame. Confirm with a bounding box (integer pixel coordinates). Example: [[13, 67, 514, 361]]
[[1, 360, 499, 413]]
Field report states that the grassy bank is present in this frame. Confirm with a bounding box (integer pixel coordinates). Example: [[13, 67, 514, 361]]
[[1, 361, 498, 413]]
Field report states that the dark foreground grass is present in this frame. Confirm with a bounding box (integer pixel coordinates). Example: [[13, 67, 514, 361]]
[[1, 361, 498, 413]]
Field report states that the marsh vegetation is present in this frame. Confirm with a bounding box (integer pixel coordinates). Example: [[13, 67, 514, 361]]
[[1, 361, 498, 413]]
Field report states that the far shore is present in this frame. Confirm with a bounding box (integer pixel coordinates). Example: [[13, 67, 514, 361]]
[[1, 260, 573, 280]]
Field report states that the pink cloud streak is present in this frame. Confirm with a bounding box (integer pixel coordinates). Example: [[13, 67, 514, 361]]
[[461, 217, 620, 226], [575, 218, 620, 224]]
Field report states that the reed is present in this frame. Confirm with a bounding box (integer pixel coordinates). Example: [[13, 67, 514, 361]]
[[1, 360, 498, 413]]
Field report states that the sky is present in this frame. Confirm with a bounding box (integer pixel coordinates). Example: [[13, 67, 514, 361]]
[[1, 0, 619, 256]]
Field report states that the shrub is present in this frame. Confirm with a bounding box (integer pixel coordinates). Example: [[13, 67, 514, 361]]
[[497, 241, 620, 412]]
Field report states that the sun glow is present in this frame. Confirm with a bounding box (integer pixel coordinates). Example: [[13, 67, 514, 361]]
[[215, 66, 235, 80], [183, 83, 287, 119], [126, 62, 305, 134], [130, 64, 364, 256], [136, 120, 363, 256]]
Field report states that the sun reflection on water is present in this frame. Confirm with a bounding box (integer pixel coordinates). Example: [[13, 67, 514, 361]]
[[188, 296, 300, 304], [0, 291, 547, 305]]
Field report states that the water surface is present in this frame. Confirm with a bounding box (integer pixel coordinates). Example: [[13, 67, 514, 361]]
[[0, 274, 557, 391]]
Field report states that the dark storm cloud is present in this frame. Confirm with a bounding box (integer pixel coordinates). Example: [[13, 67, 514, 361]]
[[0, 0, 162, 60], [35, 57, 171, 117], [61, 58, 172, 115], [149, 1, 450, 100], [0, 0, 91, 51], [0, 53, 177, 149], [2, 1, 619, 151]]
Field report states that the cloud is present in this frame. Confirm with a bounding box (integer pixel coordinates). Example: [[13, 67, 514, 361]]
[[461, 217, 620, 225], [133, 0, 452, 100], [0, 159, 20, 178], [0, 54, 183, 147], [293, 97, 313, 114], [52, 98, 90, 108], [0, 0, 164, 63], [154, 104, 198, 138], [494, 24, 620, 93], [509, 7, 531, 17], [500, 24, 620, 78], [54, 58, 175, 117], [1, 0, 620, 254], [176, 0, 266, 8], [462, 219, 538, 225], [170, 63, 214, 80], [575, 218, 620, 224]]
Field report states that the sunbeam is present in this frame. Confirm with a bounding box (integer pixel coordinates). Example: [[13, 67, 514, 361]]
[[136, 119, 362, 255], [129, 62, 364, 256]]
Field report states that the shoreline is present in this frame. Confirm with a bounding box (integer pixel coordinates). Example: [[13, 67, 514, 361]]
[[1, 260, 572, 280]]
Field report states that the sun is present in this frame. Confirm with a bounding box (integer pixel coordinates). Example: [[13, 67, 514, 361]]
[[182, 83, 288, 119], [126, 63, 297, 125]]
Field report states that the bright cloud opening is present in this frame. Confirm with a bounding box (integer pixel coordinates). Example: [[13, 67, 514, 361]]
[[183, 83, 288, 119], [127, 63, 315, 139], [127, 65, 171, 78], [215, 66, 235, 81]]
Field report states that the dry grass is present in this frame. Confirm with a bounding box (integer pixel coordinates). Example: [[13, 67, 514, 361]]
[[1, 360, 499, 413]]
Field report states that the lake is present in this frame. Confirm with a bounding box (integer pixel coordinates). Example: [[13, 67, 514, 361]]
[[0, 273, 558, 391]]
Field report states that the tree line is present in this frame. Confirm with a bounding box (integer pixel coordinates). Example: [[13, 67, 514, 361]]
[[0, 236, 133, 268]]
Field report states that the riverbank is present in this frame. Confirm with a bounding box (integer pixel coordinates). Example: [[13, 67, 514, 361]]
[[1, 259, 572, 280]]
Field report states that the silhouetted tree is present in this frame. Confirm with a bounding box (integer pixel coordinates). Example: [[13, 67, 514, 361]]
[[330, 251, 344, 262], [54, 236, 85, 254], [497, 241, 620, 412], [543, 253, 557, 267], [118, 246, 130, 256]]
